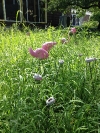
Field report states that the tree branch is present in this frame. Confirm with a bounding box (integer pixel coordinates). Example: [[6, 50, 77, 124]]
[[71, 4, 98, 9]]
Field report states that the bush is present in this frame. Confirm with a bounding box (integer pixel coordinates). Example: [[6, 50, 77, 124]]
[[81, 21, 99, 28]]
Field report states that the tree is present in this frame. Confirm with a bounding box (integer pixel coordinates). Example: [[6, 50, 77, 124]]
[[48, 0, 100, 11], [90, 8, 100, 29], [48, 0, 100, 29]]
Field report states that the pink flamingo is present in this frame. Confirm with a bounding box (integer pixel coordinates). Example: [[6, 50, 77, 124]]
[[69, 27, 77, 34], [29, 48, 49, 59], [29, 41, 57, 59], [42, 41, 56, 52]]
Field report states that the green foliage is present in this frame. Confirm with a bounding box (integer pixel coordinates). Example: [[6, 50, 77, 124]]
[[48, 0, 99, 12], [90, 10, 100, 22], [48, 0, 100, 30], [75, 8, 86, 18], [82, 21, 99, 28], [0, 26, 100, 133]]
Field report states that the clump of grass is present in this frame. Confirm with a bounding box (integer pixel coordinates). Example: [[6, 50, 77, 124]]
[[0, 25, 100, 133]]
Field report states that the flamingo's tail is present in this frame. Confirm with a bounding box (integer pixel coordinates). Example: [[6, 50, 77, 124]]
[[29, 48, 36, 57]]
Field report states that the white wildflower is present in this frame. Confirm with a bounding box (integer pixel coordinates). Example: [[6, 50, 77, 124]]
[[59, 59, 64, 64], [60, 38, 67, 44], [85, 57, 96, 63], [33, 73, 42, 80], [46, 97, 55, 106]]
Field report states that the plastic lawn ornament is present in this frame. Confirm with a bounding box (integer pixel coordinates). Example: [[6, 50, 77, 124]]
[[69, 27, 77, 35], [29, 48, 49, 59], [70, 27, 76, 34], [42, 41, 56, 52], [29, 41, 56, 59]]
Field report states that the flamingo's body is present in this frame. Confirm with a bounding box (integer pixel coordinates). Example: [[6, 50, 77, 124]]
[[29, 48, 49, 59], [70, 27, 76, 34], [42, 41, 56, 51]]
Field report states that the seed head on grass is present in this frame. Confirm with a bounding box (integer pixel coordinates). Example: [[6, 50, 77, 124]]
[[85, 57, 97, 63], [78, 54, 83, 57], [60, 34, 70, 44], [60, 38, 67, 44], [59, 59, 64, 64], [33, 73, 42, 81], [46, 96, 55, 106], [26, 32, 30, 36]]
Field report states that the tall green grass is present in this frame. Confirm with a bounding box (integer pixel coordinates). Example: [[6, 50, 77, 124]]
[[0, 25, 100, 133]]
